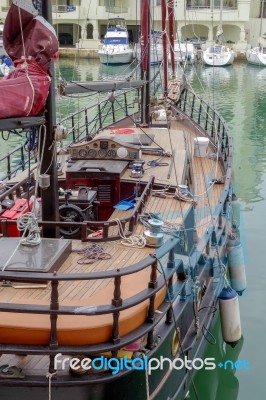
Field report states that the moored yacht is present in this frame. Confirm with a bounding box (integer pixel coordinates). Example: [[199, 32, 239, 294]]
[[98, 18, 133, 65], [203, 44, 235, 66]]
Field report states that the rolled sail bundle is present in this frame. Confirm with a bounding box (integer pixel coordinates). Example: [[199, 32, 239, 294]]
[[0, 0, 58, 118]]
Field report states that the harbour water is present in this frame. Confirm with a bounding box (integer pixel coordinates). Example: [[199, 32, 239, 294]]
[[0, 58, 265, 399], [188, 61, 266, 400]]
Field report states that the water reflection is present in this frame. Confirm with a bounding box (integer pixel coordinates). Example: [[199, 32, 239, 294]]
[[200, 66, 231, 85], [190, 62, 266, 205], [189, 318, 244, 400]]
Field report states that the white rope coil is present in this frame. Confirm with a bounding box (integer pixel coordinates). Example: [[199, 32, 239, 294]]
[[17, 212, 41, 246], [114, 218, 146, 248]]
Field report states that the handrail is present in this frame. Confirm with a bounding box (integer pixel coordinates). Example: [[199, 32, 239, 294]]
[[0, 89, 139, 180], [174, 87, 233, 266], [0, 176, 154, 241], [0, 236, 181, 362]]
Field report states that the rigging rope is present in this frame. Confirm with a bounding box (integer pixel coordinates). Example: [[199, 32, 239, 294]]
[[46, 371, 57, 400]]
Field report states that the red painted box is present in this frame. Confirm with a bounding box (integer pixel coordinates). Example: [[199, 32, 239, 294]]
[[1, 198, 33, 237]]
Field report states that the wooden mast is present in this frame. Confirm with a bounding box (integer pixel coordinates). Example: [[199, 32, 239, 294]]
[[259, 0, 265, 45], [167, 0, 175, 78], [141, 0, 150, 127], [40, 0, 59, 237], [161, 0, 168, 96]]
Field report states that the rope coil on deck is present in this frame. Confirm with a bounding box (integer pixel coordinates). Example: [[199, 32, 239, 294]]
[[72, 243, 112, 264], [151, 187, 197, 206], [17, 211, 41, 246], [114, 218, 146, 248]]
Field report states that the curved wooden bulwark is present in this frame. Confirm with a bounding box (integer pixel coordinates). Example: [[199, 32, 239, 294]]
[[0, 268, 166, 346]]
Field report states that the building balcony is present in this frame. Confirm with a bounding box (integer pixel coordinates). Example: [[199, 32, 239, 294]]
[[52, 5, 86, 21], [52, 5, 77, 13], [186, 0, 237, 10], [96, 5, 132, 20], [104, 6, 129, 13]]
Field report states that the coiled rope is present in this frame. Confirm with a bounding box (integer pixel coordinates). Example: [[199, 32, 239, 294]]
[[114, 218, 146, 248], [17, 212, 41, 246], [73, 243, 112, 264]]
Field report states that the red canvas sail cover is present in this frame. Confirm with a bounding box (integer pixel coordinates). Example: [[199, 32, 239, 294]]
[[0, 1, 58, 118]]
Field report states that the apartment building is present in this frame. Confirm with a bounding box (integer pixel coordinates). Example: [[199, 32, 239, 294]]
[[0, 0, 265, 51]]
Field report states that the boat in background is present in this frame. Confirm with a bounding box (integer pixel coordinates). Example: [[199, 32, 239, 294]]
[[246, 0, 266, 65], [0, 24, 14, 76], [0, 1, 244, 399], [0, 55, 14, 77], [203, 44, 235, 67], [203, 0, 235, 66], [246, 42, 266, 66], [135, 31, 164, 65], [98, 17, 133, 65], [0, 24, 5, 57], [170, 41, 197, 64]]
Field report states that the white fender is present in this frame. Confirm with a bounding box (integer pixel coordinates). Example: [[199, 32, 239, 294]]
[[227, 236, 247, 295], [219, 287, 241, 347]]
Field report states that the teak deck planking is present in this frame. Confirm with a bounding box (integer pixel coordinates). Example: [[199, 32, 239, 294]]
[[0, 119, 225, 372]]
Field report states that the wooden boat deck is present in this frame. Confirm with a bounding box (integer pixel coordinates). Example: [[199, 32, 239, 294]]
[[0, 115, 225, 372], [0, 119, 224, 302]]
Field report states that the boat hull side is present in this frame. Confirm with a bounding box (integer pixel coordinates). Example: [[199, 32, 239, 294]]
[[203, 51, 235, 66], [246, 48, 266, 66], [98, 50, 133, 65]]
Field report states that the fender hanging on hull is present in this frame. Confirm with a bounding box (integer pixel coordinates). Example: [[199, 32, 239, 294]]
[[227, 235, 247, 295], [219, 286, 241, 347]]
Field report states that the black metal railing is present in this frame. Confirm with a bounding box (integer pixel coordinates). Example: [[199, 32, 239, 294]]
[[186, 0, 237, 9], [177, 87, 232, 172], [0, 143, 37, 181], [0, 88, 140, 180]]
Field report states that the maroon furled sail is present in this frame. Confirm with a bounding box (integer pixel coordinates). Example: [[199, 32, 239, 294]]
[[161, 0, 168, 95], [141, 0, 149, 73], [0, 1, 58, 118], [167, 0, 175, 76]]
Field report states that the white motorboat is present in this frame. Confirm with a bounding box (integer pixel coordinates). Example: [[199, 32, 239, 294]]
[[98, 18, 133, 65]]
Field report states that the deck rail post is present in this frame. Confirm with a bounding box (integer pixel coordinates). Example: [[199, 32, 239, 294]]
[[211, 228, 217, 246], [20, 146, 25, 171], [167, 246, 175, 268], [198, 99, 202, 124], [49, 273, 59, 373], [85, 109, 89, 136], [7, 153, 11, 180], [190, 93, 195, 118], [205, 105, 209, 131], [71, 116, 76, 141], [111, 272, 122, 345], [124, 92, 128, 116]]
